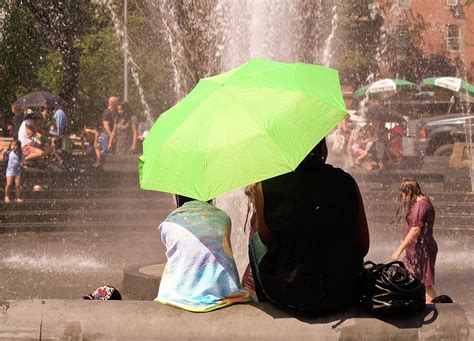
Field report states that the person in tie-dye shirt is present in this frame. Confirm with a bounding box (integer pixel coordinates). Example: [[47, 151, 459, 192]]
[[156, 195, 249, 312]]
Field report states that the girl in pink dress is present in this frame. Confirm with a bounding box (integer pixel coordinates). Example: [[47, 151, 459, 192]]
[[392, 179, 438, 303]]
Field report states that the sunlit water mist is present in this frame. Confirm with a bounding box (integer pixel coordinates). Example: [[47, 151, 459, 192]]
[[152, 0, 195, 101], [196, 0, 338, 275], [147, 0, 344, 275], [368, 239, 474, 271], [321, 5, 338, 67], [3, 254, 106, 272], [457, 50, 474, 192], [106, 1, 154, 125], [215, 190, 251, 276], [139, 0, 473, 280]]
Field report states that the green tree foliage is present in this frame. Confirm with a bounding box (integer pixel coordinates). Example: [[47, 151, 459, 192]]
[[75, 28, 124, 128], [0, 2, 49, 127], [333, 1, 384, 88], [124, 1, 173, 118], [382, 7, 457, 81], [0, 0, 172, 132], [22, 0, 109, 116]]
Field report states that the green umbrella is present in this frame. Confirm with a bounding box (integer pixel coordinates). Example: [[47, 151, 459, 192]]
[[139, 59, 347, 201], [354, 78, 417, 98], [422, 77, 474, 102]]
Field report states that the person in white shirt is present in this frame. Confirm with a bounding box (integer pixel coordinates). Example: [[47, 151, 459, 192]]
[[17, 110, 51, 162]]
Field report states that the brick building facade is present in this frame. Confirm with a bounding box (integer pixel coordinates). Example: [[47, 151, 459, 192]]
[[382, 0, 473, 82]]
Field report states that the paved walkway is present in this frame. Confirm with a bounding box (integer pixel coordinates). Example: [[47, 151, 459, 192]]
[[0, 300, 472, 340]]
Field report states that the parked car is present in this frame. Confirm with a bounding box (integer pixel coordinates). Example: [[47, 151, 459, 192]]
[[417, 113, 474, 156]]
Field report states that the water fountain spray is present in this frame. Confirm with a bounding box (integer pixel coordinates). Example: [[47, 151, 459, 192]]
[[321, 5, 338, 67], [105, 0, 154, 125]]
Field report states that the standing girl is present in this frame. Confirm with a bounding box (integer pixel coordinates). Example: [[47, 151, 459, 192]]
[[1, 139, 24, 203], [392, 178, 438, 303], [115, 101, 138, 154]]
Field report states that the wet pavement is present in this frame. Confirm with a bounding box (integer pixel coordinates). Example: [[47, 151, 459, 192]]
[[367, 228, 474, 304], [0, 200, 472, 303], [0, 155, 472, 303], [0, 229, 167, 299]]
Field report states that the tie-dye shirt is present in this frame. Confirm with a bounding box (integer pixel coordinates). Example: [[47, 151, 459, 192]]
[[156, 200, 249, 312]]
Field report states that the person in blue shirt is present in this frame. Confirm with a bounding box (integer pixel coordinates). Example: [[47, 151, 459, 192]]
[[52, 107, 67, 137], [1, 139, 24, 203], [48, 106, 67, 151]]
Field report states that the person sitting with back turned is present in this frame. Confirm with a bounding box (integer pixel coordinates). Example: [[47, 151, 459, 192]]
[[156, 195, 249, 312], [249, 138, 370, 313]]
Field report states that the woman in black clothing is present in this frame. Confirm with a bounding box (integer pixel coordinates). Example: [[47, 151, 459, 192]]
[[250, 138, 370, 313], [115, 101, 138, 154]]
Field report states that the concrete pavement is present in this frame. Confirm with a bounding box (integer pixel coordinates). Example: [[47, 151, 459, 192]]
[[0, 300, 471, 340]]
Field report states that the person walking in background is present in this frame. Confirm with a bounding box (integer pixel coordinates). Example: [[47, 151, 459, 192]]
[[1, 139, 24, 203], [392, 178, 438, 303], [101, 96, 119, 153], [115, 101, 138, 154]]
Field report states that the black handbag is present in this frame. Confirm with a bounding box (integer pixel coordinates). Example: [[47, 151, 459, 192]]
[[362, 261, 426, 314]]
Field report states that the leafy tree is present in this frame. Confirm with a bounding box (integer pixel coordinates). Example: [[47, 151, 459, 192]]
[[0, 2, 49, 132], [381, 6, 458, 82], [334, 1, 384, 88], [1, 0, 174, 132], [21, 0, 109, 116], [75, 28, 123, 128]]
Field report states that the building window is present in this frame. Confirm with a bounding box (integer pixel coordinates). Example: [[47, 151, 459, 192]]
[[349, 0, 379, 19], [398, 0, 410, 9], [447, 0, 459, 7], [446, 24, 461, 51]]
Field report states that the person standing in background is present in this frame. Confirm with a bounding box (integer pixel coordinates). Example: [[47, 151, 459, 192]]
[[392, 178, 438, 303], [1, 139, 24, 203], [52, 106, 67, 138], [11, 104, 24, 140], [115, 101, 138, 154], [101, 96, 119, 153]]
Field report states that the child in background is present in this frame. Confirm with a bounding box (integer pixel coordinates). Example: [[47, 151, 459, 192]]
[[392, 179, 438, 303], [350, 133, 368, 168], [81, 126, 102, 168], [1, 139, 24, 203]]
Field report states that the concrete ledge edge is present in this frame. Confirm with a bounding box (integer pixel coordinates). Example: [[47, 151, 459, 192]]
[[0, 299, 471, 340]]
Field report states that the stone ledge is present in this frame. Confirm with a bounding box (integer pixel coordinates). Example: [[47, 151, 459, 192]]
[[0, 300, 471, 340], [121, 263, 164, 300]]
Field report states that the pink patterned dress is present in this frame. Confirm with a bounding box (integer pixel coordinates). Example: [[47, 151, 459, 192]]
[[403, 198, 438, 286]]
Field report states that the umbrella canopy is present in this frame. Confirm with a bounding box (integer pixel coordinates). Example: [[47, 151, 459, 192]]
[[139, 59, 347, 201], [14, 91, 64, 108], [354, 79, 418, 98], [422, 77, 474, 103]]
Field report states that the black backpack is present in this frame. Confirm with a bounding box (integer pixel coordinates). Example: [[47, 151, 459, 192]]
[[362, 261, 426, 314]]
